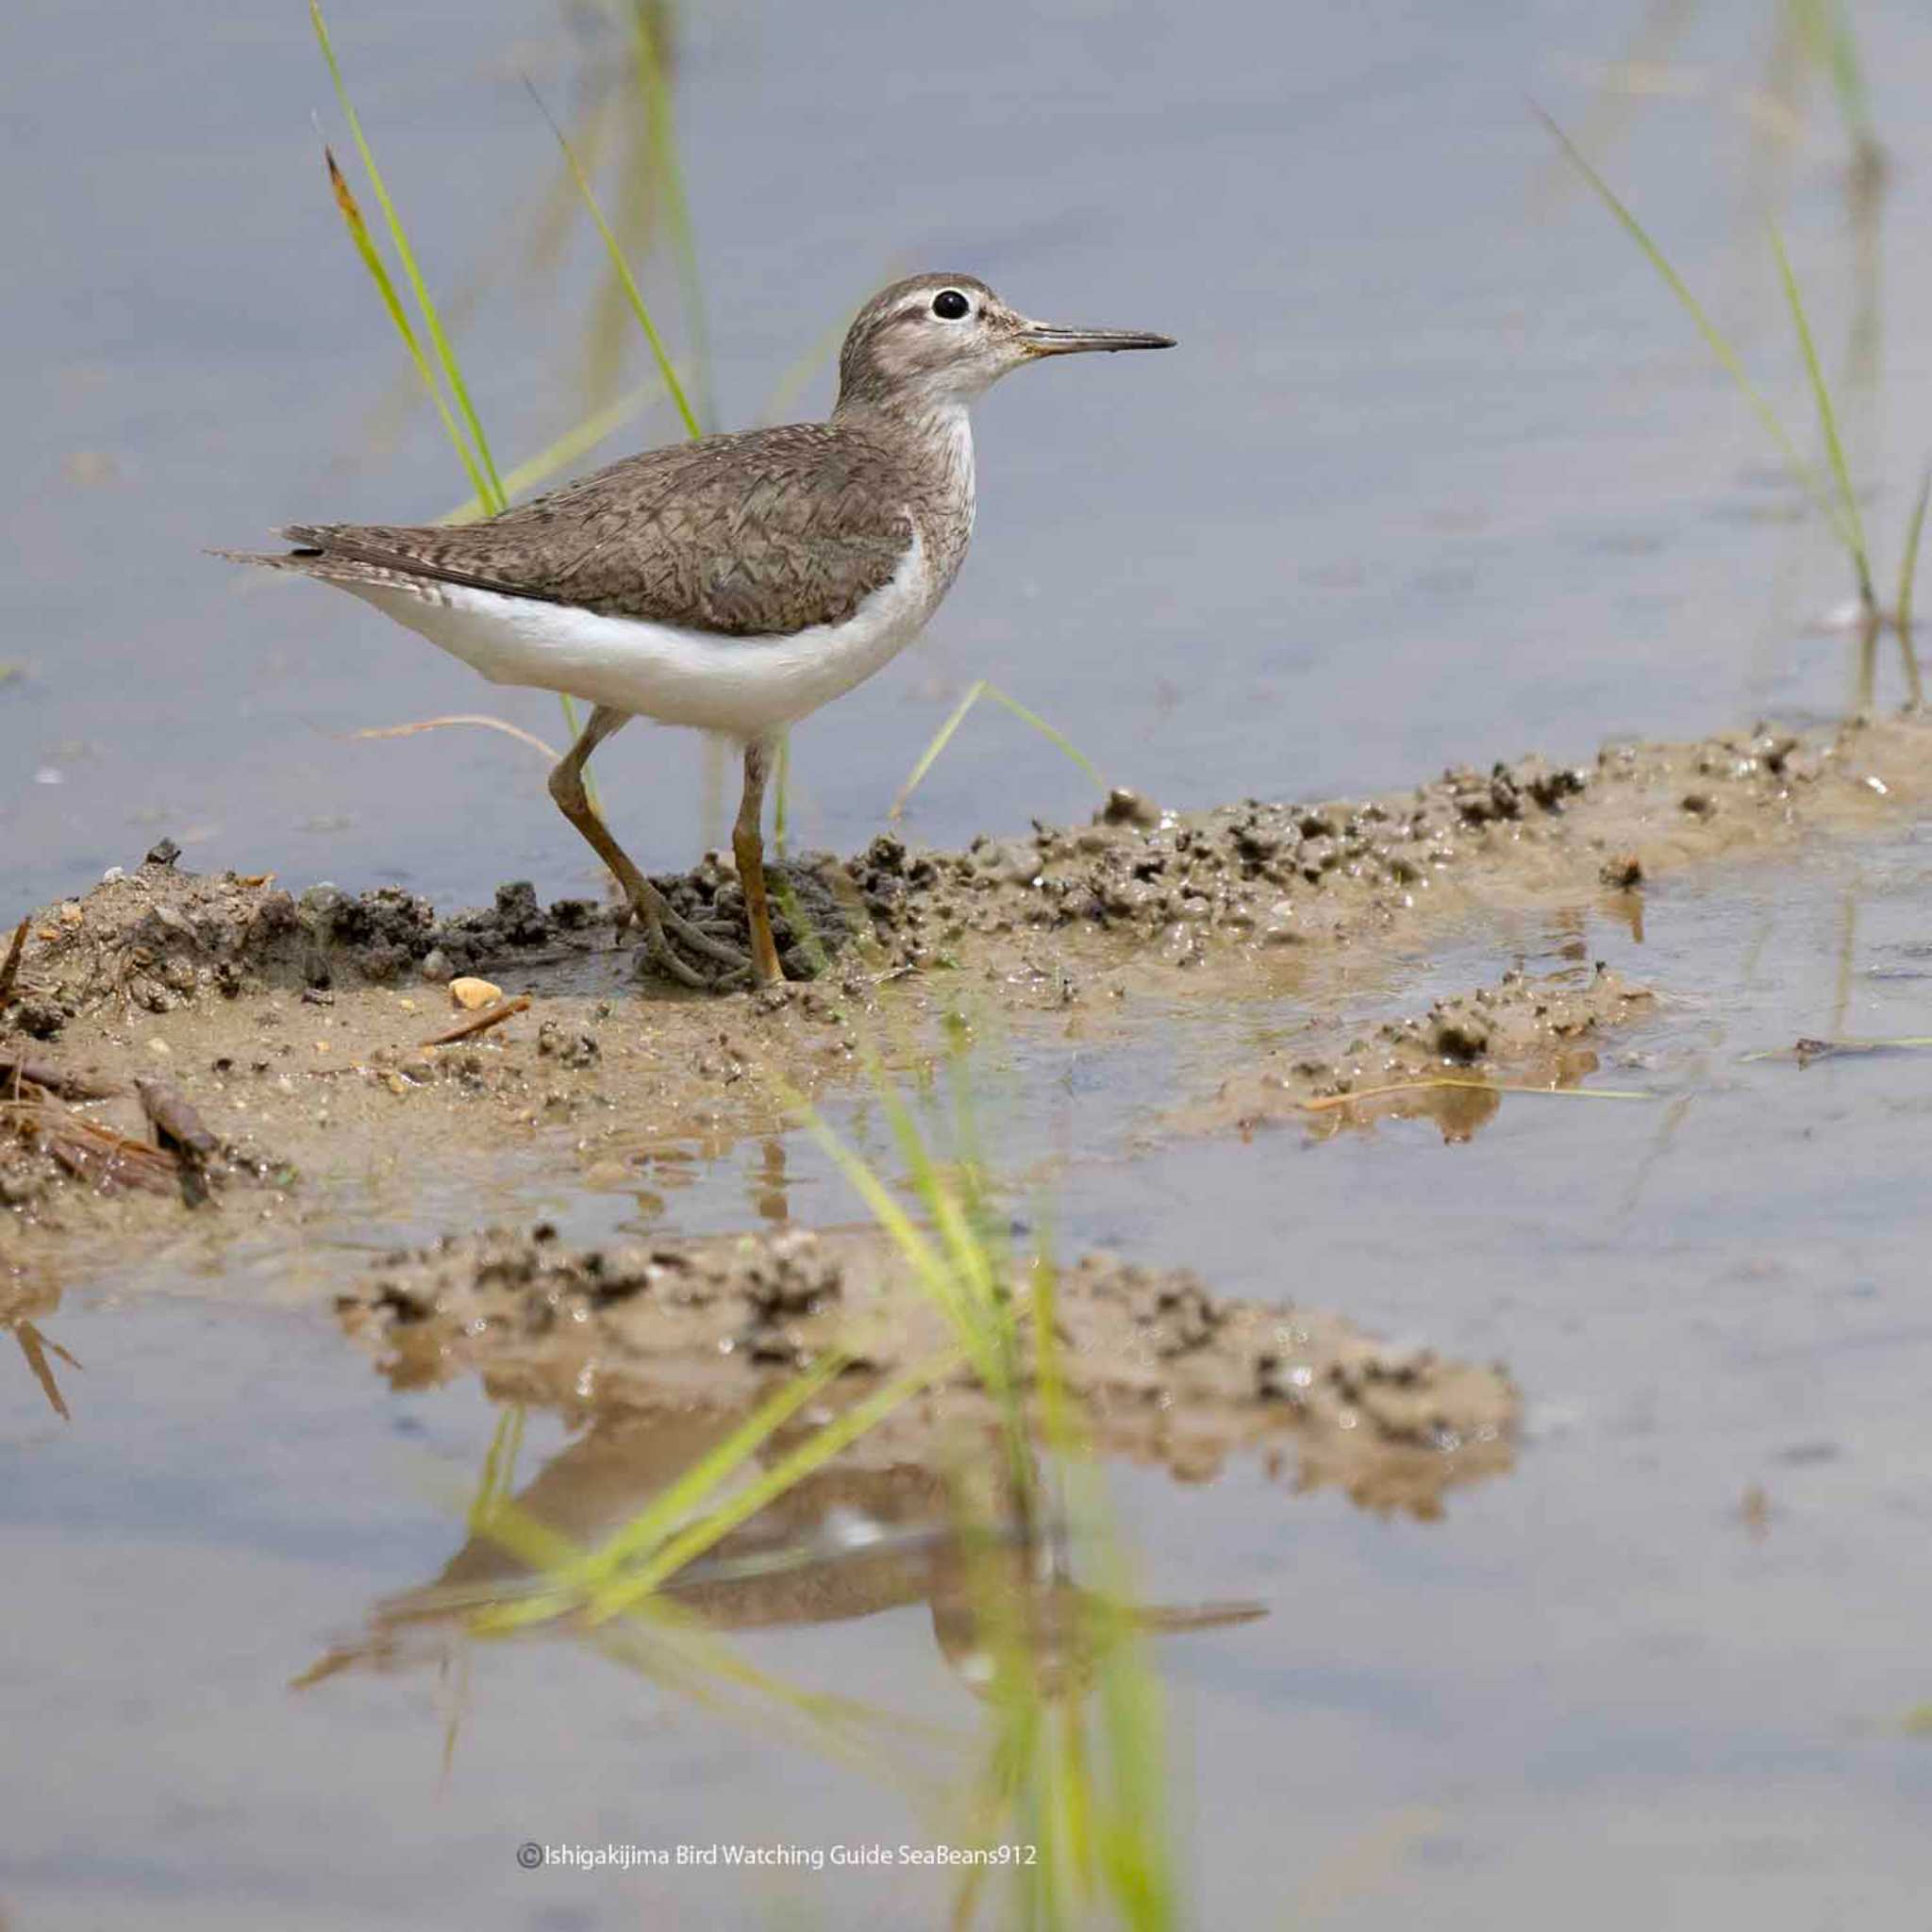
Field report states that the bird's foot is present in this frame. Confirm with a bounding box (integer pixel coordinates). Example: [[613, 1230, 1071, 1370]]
[[629, 898, 756, 992], [612, 904, 738, 945]]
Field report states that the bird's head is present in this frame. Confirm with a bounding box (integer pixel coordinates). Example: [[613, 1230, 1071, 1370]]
[[835, 273, 1174, 414]]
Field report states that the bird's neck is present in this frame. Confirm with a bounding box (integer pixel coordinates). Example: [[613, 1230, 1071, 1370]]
[[839, 393, 976, 583]]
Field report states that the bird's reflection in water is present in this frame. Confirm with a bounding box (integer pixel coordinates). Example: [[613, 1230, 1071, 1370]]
[[297, 1405, 1264, 1707]]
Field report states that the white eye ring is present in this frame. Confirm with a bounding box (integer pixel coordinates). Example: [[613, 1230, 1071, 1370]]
[[931, 289, 971, 321]]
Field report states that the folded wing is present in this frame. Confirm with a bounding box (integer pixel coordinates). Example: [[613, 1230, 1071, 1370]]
[[281, 421, 915, 639]]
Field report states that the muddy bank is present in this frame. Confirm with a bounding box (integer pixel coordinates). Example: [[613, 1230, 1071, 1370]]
[[341, 1225, 1517, 1516], [6, 707, 1929, 1266], [0, 837, 865, 1035], [887, 710, 1932, 983], [13, 713, 1932, 1036], [1187, 963, 1658, 1141], [0, 846, 874, 1259]]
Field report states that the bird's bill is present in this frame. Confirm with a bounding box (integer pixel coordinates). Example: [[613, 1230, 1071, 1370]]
[[1015, 320, 1176, 357]]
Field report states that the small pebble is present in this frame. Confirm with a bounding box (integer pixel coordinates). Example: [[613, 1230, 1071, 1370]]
[[450, 976, 504, 1010]]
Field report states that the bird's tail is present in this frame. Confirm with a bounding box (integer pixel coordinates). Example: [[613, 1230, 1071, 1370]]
[[208, 530, 415, 593]]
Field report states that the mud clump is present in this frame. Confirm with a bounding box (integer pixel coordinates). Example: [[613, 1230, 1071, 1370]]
[[14, 710, 1932, 1041], [341, 1225, 1518, 1516], [653, 851, 867, 982], [1191, 963, 1657, 1140], [4, 845, 611, 1038], [11, 704, 1932, 1293], [850, 712, 1932, 977], [1, 841, 893, 1041]]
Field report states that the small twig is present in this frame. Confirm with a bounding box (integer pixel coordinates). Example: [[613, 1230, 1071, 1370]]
[[0, 1055, 125, 1101], [1300, 1075, 1654, 1113], [355, 714, 560, 762], [420, 996, 530, 1047], [1787, 1033, 1932, 1065], [134, 1077, 221, 1161], [134, 1076, 220, 1208], [12, 1108, 182, 1195], [12, 1321, 80, 1423], [0, 916, 27, 1007]]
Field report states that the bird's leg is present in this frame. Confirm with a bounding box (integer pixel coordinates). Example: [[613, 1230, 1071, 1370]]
[[733, 736, 787, 989], [547, 705, 751, 990]]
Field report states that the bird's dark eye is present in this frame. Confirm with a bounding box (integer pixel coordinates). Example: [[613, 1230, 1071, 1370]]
[[931, 289, 971, 321]]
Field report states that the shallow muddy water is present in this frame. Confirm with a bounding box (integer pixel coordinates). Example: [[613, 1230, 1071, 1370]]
[[8, 0, 1932, 1926], [8, 803, 1932, 1929]]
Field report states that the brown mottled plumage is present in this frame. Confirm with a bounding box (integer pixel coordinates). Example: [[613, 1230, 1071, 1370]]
[[219, 272, 1172, 991], [276, 422, 918, 637]]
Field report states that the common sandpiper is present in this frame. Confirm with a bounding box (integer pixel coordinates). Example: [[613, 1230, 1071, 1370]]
[[221, 274, 1174, 990]]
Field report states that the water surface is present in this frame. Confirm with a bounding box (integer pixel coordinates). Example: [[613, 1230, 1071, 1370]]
[[7, 3, 1932, 1926]]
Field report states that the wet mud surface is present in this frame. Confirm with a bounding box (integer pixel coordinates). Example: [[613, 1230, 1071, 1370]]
[[6, 707, 1930, 1275], [0, 848, 874, 1257], [867, 712, 1932, 982], [16, 711, 1932, 1037], [22, 8, 1932, 1923], [1187, 962, 1659, 1140], [12, 707, 1932, 1932], [341, 1225, 1515, 1515], [2, 835, 863, 1028]]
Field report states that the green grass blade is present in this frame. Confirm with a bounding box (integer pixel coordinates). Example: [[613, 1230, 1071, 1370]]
[[524, 78, 702, 443], [872, 1083, 1012, 1405], [789, 1088, 950, 1295], [577, 106, 658, 418], [1898, 465, 1929, 640], [880, 1083, 999, 1310], [576, 1349, 849, 1589], [773, 731, 791, 856], [1770, 222, 1874, 604], [783, 1074, 1028, 1430], [440, 368, 686, 524], [311, 1, 506, 511], [759, 296, 864, 425], [464, 1403, 526, 1532], [627, 0, 715, 433], [476, 1350, 851, 1635], [450, 1482, 587, 1581], [1794, 0, 1877, 149], [1824, 7, 1875, 148], [1536, 107, 1852, 554], [890, 679, 987, 821], [1896, 464, 1928, 707], [890, 679, 1105, 822], [322, 147, 490, 508], [981, 683, 1106, 796], [586, 1341, 968, 1623]]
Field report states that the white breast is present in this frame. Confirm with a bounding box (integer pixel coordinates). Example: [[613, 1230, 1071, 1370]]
[[344, 530, 940, 741]]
